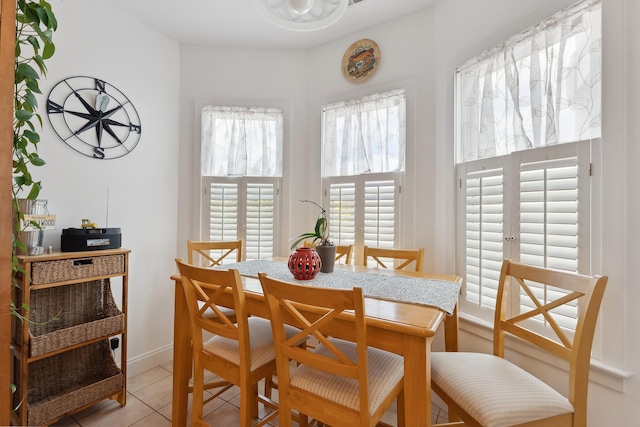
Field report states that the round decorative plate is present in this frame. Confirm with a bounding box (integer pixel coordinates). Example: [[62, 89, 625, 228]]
[[342, 39, 380, 82]]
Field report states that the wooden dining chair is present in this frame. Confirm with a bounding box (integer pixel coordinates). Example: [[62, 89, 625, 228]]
[[187, 239, 243, 267], [258, 273, 405, 427], [187, 240, 243, 323], [363, 246, 424, 272], [175, 259, 295, 427], [335, 244, 353, 265], [431, 259, 608, 427]]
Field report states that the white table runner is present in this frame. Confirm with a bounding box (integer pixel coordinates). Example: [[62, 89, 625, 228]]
[[218, 260, 461, 315]]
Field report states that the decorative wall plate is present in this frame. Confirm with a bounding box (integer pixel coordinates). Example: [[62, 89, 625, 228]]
[[341, 39, 380, 82]]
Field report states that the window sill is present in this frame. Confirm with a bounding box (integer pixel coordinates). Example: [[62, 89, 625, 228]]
[[458, 312, 633, 392]]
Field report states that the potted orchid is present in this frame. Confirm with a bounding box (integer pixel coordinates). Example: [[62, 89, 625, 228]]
[[290, 200, 336, 273]]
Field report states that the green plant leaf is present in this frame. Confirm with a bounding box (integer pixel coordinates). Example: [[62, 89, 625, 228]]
[[30, 154, 46, 166], [45, 8, 58, 30], [24, 91, 38, 109], [16, 62, 39, 80], [23, 129, 39, 143], [26, 35, 40, 50], [42, 41, 55, 59], [26, 79, 41, 94], [27, 182, 42, 199], [15, 109, 33, 121]]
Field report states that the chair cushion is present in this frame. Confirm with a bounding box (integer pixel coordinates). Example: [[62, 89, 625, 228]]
[[431, 352, 574, 427], [203, 317, 297, 371], [291, 338, 404, 415]]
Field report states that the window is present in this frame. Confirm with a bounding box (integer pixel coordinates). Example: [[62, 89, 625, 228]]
[[200, 106, 283, 260], [455, 0, 601, 337], [321, 89, 406, 260]]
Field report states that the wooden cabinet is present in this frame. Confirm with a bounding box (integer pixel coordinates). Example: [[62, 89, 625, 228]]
[[11, 249, 129, 426]]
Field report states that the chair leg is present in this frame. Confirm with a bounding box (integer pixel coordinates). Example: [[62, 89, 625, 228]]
[[396, 391, 405, 427], [279, 402, 294, 427], [264, 375, 274, 399], [191, 361, 205, 426]]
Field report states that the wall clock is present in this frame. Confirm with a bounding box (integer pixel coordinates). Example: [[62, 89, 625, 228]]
[[46, 76, 142, 160], [342, 39, 380, 82]]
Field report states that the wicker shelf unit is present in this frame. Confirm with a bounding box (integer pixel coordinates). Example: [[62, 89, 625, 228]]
[[11, 249, 129, 426]]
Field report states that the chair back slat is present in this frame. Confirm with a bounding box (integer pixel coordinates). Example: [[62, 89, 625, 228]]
[[363, 246, 424, 272], [187, 240, 243, 267], [335, 244, 353, 264], [176, 259, 248, 345]]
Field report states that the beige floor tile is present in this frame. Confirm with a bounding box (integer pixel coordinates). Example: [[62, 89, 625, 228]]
[[127, 366, 172, 393], [129, 411, 172, 427], [133, 375, 174, 410], [73, 395, 154, 427]]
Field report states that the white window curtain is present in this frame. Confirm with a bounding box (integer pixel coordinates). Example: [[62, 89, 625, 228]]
[[322, 89, 406, 177], [457, 0, 601, 163], [201, 106, 283, 177]]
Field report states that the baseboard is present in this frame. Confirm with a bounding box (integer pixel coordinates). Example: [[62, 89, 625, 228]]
[[124, 344, 174, 378]]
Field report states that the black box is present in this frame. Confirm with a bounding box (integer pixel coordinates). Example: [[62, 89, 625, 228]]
[[61, 228, 122, 252]]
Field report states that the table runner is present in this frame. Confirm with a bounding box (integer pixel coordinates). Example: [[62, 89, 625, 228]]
[[218, 260, 461, 315]]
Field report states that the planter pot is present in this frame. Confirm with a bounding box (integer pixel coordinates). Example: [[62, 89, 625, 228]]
[[316, 245, 337, 273], [288, 247, 321, 280]]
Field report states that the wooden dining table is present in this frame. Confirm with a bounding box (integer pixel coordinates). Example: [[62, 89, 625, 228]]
[[171, 261, 461, 427]]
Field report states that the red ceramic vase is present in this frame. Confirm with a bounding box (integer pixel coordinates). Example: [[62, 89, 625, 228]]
[[288, 247, 322, 280]]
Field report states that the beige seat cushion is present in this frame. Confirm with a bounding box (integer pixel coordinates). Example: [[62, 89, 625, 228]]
[[203, 317, 297, 370], [431, 352, 574, 427], [291, 338, 404, 415]]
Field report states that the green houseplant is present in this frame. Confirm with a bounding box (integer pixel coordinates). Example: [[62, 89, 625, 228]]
[[10, 0, 57, 409], [289, 200, 336, 273]]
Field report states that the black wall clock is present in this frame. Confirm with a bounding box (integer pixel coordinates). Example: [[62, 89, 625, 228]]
[[47, 76, 142, 159]]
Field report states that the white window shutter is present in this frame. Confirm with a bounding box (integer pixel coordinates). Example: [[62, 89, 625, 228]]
[[458, 141, 593, 333], [364, 180, 396, 248], [245, 182, 276, 260], [204, 177, 280, 261], [207, 182, 239, 242], [461, 163, 506, 311], [514, 142, 591, 333], [328, 182, 356, 245]]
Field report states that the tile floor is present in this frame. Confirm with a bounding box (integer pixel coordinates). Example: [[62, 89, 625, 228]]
[[54, 360, 450, 426]]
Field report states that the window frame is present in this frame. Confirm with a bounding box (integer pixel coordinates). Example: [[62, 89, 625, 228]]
[[195, 101, 286, 259]]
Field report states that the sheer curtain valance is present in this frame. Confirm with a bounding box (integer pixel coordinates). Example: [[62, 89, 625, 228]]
[[456, 0, 601, 163], [322, 89, 406, 177], [201, 106, 283, 177]]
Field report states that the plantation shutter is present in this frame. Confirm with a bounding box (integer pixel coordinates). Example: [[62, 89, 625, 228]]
[[459, 157, 508, 314], [207, 182, 239, 242], [458, 141, 592, 326], [245, 181, 277, 260], [326, 173, 400, 264], [328, 182, 356, 245], [363, 179, 396, 248], [204, 177, 279, 261], [513, 142, 591, 332]]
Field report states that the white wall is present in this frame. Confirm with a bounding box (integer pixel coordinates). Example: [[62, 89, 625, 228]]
[[36, 0, 181, 376]]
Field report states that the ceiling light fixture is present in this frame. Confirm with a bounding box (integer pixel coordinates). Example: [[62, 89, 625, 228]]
[[253, 0, 350, 32]]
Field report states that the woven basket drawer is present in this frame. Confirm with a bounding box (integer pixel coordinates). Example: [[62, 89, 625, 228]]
[[31, 254, 125, 285], [27, 340, 123, 426], [29, 280, 124, 357]]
